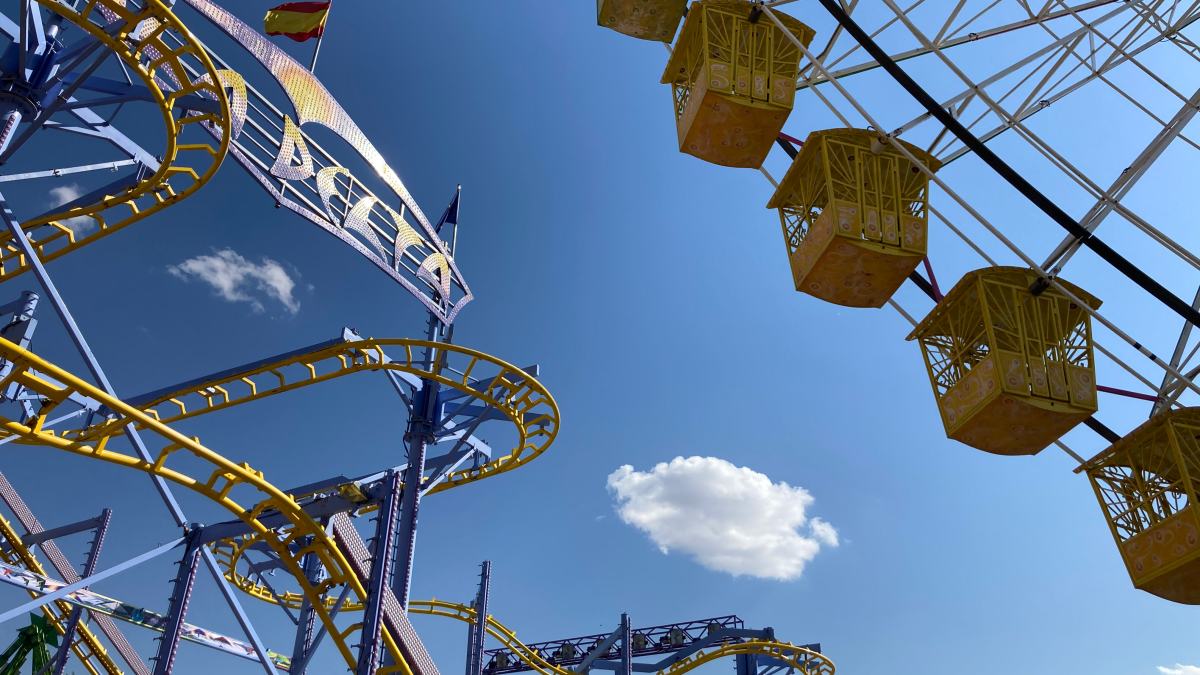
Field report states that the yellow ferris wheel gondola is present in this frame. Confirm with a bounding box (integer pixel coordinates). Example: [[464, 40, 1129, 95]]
[[767, 128, 941, 308], [661, 1, 815, 168], [1085, 407, 1200, 604], [597, 0, 687, 42], [908, 267, 1101, 456]]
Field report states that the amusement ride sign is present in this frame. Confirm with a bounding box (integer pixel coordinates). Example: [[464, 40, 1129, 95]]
[[181, 0, 471, 324]]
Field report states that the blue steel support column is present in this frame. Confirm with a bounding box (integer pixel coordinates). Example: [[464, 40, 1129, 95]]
[[152, 527, 201, 675], [392, 313, 444, 610], [356, 470, 402, 675], [49, 507, 110, 675], [619, 614, 632, 675], [735, 654, 757, 675], [290, 538, 322, 674], [0, 108, 23, 157], [464, 560, 491, 675], [464, 622, 476, 675], [0, 195, 280, 674]]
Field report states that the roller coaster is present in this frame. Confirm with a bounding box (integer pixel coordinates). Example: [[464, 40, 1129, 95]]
[[0, 1, 835, 673]]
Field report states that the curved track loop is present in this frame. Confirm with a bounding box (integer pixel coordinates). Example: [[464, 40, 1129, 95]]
[[92, 337, 559, 611], [0, 513, 118, 675], [79, 338, 560, 495], [408, 600, 837, 675], [0, 337, 415, 674], [0, 0, 230, 280], [210, 532, 344, 610]]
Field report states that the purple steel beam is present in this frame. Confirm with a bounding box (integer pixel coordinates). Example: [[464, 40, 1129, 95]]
[[0, 473, 148, 674], [464, 561, 490, 675], [356, 470, 402, 675], [0, 536, 184, 624], [151, 532, 202, 675], [392, 312, 443, 610], [1096, 384, 1160, 402], [0, 195, 280, 675], [289, 540, 321, 674], [619, 615, 631, 675], [50, 508, 110, 675], [329, 513, 439, 675]]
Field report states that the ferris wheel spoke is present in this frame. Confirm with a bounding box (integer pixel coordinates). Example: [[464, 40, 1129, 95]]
[[887, 3, 1131, 146], [1151, 287, 1200, 416], [799, 0, 1128, 91], [1042, 86, 1200, 275], [768, 2, 1200, 418], [869, 0, 1200, 287]]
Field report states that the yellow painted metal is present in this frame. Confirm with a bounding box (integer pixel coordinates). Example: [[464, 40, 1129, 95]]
[[69, 336, 558, 613], [766, 129, 941, 307], [0, 513, 116, 675], [209, 533, 340, 611], [77, 338, 559, 494], [0, 0, 230, 280], [408, 599, 836, 675], [907, 267, 1101, 455], [660, 1, 814, 168], [0, 338, 415, 675], [1084, 407, 1200, 604], [597, 0, 687, 42]]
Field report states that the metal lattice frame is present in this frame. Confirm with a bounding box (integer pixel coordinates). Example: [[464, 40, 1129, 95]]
[[744, 0, 1200, 463], [410, 601, 836, 675]]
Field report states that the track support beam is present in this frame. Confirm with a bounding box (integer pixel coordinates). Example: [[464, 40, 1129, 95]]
[[357, 470, 402, 675], [49, 508, 110, 675], [464, 560, 491, 675], [152, 528, 202, 675]]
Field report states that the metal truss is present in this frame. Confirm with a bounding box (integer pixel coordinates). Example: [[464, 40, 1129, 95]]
[[410, 599, 834, 675], [481, 615, 751, 673], [718, 0, 1200, 465], [0, 0, 231, 280]]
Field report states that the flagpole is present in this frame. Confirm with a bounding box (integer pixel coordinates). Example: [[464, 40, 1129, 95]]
[[309, 0, 331, 72]]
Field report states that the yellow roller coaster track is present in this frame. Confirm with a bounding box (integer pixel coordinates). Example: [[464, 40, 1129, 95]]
[[0, 0, 230, 280], [0, 512, 119, 675], [75, 338, 559, 496], [408, 600, 837, 675], [0, 336, 418, 674], [71, 336, 559, 611]]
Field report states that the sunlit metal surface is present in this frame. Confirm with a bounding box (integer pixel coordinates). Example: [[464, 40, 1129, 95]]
[[182, 0, 472, 324]]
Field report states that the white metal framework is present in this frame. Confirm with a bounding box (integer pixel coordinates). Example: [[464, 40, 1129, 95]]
[[753, 0, 1200, 462]]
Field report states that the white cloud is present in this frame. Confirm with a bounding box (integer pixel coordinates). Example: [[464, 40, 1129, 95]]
[[606, 456, 838, 581], [168, 248, 300, 314], [48, 184, 93, 234], [1159, 666, 1200, 675]]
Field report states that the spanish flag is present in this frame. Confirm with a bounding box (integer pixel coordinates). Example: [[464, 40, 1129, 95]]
[[264, 1, 331, 42]]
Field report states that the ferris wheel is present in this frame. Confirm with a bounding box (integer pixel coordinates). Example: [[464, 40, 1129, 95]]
[[598, 0, 1200, 606]]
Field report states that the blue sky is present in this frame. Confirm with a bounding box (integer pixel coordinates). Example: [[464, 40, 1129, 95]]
[[0, 1, 1196, 674]]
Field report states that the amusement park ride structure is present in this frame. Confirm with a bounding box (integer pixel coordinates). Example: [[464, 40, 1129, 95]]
[[0, 0, 1195, 672], [0, 1, 836, 674], [601, 0, 1200, 610]]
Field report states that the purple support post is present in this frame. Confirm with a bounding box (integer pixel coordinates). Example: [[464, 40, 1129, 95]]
[[463, 561, 491, 675], [289, 539, 321, 674], [151, 528, 201, 675], [392, 313, 444, 610], [357, 470, 402, 675], [619, 614, 632, 675], [49, 508, 111, 675], [1096, 384, 1160, 403]]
